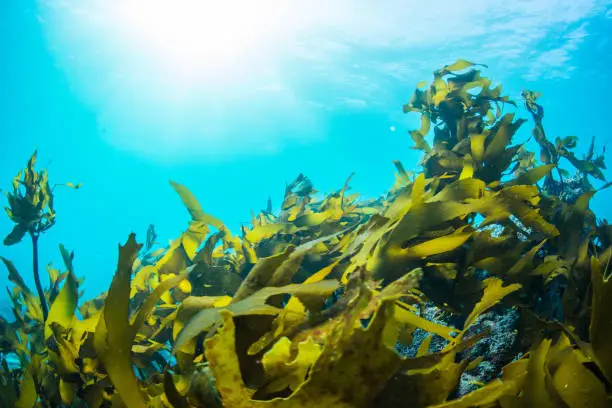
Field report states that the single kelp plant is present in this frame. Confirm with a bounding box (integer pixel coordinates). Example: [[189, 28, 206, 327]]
[[2, 151, 80, 321], [0, 60, 611, 407]]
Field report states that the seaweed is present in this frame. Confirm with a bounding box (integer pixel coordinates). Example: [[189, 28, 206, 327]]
[[3, 151, 80, 321], [0, 60, 611, 407]]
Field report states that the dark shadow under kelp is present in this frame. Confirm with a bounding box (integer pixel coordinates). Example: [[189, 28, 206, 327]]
[[1, 60, 611, 408]]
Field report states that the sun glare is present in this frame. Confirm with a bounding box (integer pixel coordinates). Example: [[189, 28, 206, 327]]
[[111, 0, 293, 84], [38, 0, 327, 157]]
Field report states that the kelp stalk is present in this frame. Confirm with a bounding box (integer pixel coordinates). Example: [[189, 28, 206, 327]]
[[30, 232, 48, 321]]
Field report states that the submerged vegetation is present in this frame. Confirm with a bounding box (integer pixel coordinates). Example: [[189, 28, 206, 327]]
[[1, 60, 611, 407]]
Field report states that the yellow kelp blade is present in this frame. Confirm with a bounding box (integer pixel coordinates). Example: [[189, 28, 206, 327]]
[[520, 339, 556, 408], [45, 271, 78, 339], [131, 266, 193, 333], [459, 154, 474, 180], [206, 300, 403, 407], [95, 234, 146, 408], [428, 376, 525, 407], [284, 259, 342, 316], [232, 246, 296, 303], [463, 278, 521, 329], [261, 336, 322, 394], [505, 164, 555, 186], [14, 366, 37, 408], [442, 59, 484, 73], [395, 228, 472, 260], [470, 134, 486, 163], [169, 180, 224, 228], [283, 298, 402, 407], [393, 305, 456, 341], [589, 256, 612, 384], [376, 353, 468, 407], [550, 345, 608, 408], [204, 311, 261, 408], [174, 280, 339, 353], [245, 223, 295, 243]]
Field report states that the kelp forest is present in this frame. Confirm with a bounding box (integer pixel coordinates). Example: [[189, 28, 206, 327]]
[[1, 60, 611, 407]]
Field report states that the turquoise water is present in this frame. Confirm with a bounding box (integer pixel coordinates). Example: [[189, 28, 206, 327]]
[[1, 0, 611, 301]]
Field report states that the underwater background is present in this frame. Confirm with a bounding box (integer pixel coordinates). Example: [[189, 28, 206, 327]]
[[1, 1, 612, 407]]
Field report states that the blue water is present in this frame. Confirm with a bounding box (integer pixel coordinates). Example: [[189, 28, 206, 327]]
[[1, 0, 611, 300]]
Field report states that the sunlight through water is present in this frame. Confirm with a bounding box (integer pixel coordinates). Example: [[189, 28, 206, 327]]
[[109, 0, 293, 86], [38, 0, 329, 159]]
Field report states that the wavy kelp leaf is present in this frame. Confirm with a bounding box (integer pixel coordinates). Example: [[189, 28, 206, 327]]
[[410, 115, 432, 152], [1, 256, 32, 295], [62, 182, 82, 189], [459, 154, 474, 180], [59, 379, 78, 406], [441, 59, 486, 73], [383, 200, 474, 249], [49, 324, 80, 376], [173, 296, 233, 342], [506, 239, 547, 278], [429, 178, 485, 203], [282, 258, 343, 320], [95, 233, 146, 408], [267, 246, 309, 287], [339, 220, 391, 283], [233, 246, 296, 302], [393, 160, 412, 186], [3, 224, 27, 246], [551, 346, 608, 408], [520, 339, 556, 408], [245, 223, 296, 243], [204, 311, 257, 407], [131, 265, 157, 295], [131, 267, 192, 334], [170, 180, 224, 228], [475, 186, 559, 237], [1, 256, 44, 321], [175, 280, 339, 353], [505, 164, 555, 187], [370, 200, 477, 279], [207, 296, 402, 407], [285, 297, 402, 407], [162, 371, 189, 408], [484, 114, 526, 163], [71, 310, 101, 344], [470, 134, 487, 164], [182, 221, 210, 259], [44, 270, 78, 339], [393, 305, 456, 341], [532, 254, 572, 284], [464, 278, 521, 329], [59, 244, 74, 273], [247, 266, 348, 355], [155, 239, 192, 279], [557, 192, 594, 258], [258, 271, 420, 361], [376, 353, 468, 407], [396, 227, 472, 260], [428, 375, 526, 408], [589, 256, 612, 384], [369, 268, 422, 305], [261, 336, 322, 394], [14, 367, 37, 408]]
